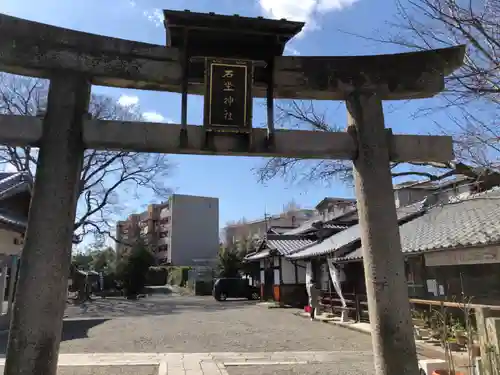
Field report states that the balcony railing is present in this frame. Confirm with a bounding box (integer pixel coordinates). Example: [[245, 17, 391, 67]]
[[158, 237, 169, 245], [160, 207, 170, 218]]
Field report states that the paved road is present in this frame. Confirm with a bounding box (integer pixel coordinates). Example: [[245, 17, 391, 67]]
[[0, 295, 376, 374]]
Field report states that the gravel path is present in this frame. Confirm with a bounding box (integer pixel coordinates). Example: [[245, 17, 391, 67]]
[[43, 295, 373, 354], [0, 294, 373, 355]]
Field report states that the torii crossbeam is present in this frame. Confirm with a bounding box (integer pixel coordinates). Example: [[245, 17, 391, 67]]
[[0, 12, 464, 375]]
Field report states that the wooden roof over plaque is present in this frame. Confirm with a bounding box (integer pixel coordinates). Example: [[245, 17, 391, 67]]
[[163, 9, 305, 60]]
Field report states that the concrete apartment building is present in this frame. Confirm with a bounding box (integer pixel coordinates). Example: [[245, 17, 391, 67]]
[[115, 194, 219, 265]]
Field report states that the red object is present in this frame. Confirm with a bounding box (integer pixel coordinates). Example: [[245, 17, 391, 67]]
[[432, 371, 465, 375], [304, 305, 311, 313]]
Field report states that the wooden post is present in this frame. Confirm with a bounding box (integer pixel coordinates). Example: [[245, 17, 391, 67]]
[[6, 255, 19, 318], [476, 307, 494, 375], [346, 90, 419, 375], [0, 261, 7, 311], [4, 73, 90, 375]]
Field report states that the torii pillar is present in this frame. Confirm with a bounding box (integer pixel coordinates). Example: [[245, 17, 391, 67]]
[[348, 91, 418, 375], [0, 11, 464, 375]]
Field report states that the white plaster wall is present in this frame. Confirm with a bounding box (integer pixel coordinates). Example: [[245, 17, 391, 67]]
[[281, 258, 296, 284], [0, 229, 23, 256], [260, 260, 264, 284], [296, 260, 306, 283]]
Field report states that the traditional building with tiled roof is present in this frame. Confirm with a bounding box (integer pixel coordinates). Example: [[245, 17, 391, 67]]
[[331, 187, 500, 304], [0, 172, 32, 331]]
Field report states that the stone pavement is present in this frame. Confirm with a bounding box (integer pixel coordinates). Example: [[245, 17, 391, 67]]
[[0, 350, 374, 374]]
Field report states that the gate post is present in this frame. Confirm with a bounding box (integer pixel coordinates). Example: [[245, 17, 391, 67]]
[[346, 91, 419, 375], [4, 73, 90, 375]]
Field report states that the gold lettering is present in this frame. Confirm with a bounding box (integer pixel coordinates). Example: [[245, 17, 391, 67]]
[[223, 81, 235, 91], [224, 96, 235, 106], [224, 110, 233, 121], [222, 69, 234, 78]]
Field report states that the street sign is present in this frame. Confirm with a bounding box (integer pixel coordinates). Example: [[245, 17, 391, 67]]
[[204, 58, 253, 132]]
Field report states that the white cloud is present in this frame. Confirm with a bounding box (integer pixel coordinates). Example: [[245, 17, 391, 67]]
[[142, 111, 173, 123], [117, 95, 139, 107], [259, 0, 358, 36], [143, 9, 164, 27], [285, 46, 301, 55]]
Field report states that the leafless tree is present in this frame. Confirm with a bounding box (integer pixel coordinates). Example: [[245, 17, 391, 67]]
[[256, 0, 499, 187], [0, 73, 173, 243], [381, 0, 499, 167]]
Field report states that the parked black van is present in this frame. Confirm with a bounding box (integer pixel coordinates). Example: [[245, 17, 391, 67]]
[[212, 278, 260, 301]]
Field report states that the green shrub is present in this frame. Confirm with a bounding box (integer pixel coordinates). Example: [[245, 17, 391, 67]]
[[115, 242, 155, 297], [166, 266, 191, 287], [146, 267, 167, 286]]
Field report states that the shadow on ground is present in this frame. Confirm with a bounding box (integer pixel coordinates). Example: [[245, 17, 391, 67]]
[[63, 296, 256, 319], [0, 318, 109, 354]]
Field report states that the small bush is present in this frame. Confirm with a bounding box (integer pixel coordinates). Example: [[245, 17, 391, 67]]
[[115, 242, 155, 297], [166, 266, 191, 287], [146, 267, 167, 286]]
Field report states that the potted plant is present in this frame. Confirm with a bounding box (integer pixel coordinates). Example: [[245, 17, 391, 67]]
[[412, 308, 427, 327], [452, 321, 467, 346], [444, 338, 461, 352]]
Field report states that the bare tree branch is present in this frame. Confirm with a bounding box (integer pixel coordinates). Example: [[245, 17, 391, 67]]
[[256, 0, 499, 188], [0, 73, 174, 243]]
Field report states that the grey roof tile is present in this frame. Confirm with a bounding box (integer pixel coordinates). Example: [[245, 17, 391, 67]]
[[284, 216, 323, 235], [334, 188, 500, 262], [245, 250, 271, 261], [323, 223, 349, 230], [399, 188, 500, 252], [0, 172, 33, 200], [287, 201, 425, 260], [0, 210, 27, 231], [244, 235, 315, 261], [267, 235, 315, 256]]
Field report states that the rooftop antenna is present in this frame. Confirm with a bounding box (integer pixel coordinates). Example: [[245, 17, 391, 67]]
[[264, 205, 269, 232]]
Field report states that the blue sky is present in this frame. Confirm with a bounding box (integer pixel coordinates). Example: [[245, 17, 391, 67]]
[[0, 0, 455, 234]]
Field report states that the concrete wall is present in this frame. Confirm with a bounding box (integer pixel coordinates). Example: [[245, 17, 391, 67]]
[[0, 229, 23, 256], [318, 202, 355, 221], [296, 260, 306, 283], [394, 188, 428, 208], [281, 258, 296, 284], [394, 183, 470, 208], [224, 209, 315, 244], [170, 194, 219, 266]]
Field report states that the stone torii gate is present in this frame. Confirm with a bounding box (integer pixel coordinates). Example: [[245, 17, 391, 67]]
[[0, 10, 464, 375]]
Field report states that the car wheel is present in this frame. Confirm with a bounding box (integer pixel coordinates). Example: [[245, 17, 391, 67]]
[[219, 293, 227, 301], [250, 292, 259, 300]]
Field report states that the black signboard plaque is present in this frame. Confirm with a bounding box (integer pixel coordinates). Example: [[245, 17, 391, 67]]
[[204, 58, 253, 132]]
